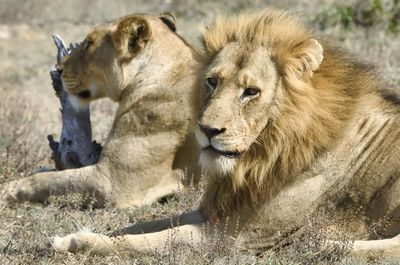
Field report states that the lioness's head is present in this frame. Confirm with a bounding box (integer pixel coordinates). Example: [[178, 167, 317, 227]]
[[58, 13, 181, 108], [196, 9, 324, 176]]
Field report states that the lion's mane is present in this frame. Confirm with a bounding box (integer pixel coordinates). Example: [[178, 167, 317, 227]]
[[199, 9, 383, 221]]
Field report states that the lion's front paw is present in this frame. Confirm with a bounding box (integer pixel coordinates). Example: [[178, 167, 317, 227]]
[[0, 177, 49, 206], [0, 180, 25, 206], [53, 233, 83, 253], [52, 230, 101, 253]]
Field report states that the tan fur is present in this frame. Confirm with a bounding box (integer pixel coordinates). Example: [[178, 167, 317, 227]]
[[0, 14, 201, 208], [199, 8, 358, 221], [53, 9, 400, 258]]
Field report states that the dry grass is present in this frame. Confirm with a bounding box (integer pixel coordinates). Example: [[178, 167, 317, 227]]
[[0, 0, 400, 264]]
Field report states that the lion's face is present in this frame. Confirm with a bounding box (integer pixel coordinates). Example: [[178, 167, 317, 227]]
[[196, 43, 281, 175], [59, 13, 177, 108]]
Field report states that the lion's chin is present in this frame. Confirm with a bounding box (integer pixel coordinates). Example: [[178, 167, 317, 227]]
[[199, 149, 237, 176], [68, 94, 90, 110]]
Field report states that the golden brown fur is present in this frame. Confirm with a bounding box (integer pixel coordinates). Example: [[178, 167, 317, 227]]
[[53, 9, 400, 258], [199, 9, 371, 221], [1, 13, 201, 208]]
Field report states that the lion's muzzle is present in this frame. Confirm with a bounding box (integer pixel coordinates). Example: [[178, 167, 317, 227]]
[[61, 76, 81, 94], [196, 123, 242, 159]]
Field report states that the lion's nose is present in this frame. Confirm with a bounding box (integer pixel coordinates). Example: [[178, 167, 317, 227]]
[[198, 123, 226, 139]]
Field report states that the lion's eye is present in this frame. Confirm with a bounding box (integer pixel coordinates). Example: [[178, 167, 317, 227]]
[[205, 77, 218, 93], [243, 87, 260, 97]]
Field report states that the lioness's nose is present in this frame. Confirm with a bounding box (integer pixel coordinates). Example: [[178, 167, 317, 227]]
[[198, 123, 226, 139]]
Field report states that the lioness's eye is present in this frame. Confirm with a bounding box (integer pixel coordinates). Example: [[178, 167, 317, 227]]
[[243, 87, 260, 97], [205, 77, 218, 93], [83, 39, 93, 49]]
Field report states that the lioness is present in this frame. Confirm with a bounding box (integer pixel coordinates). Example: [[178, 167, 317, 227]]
[[0, 13, 201, 208], [54, 9, 400, 257]]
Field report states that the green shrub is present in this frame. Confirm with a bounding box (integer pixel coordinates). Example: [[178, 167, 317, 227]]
[[314, 0, 400, 33]]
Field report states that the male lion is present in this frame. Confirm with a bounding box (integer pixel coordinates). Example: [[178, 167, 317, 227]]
[[0, 13, 201, 208], [53, 9, 400, 257]]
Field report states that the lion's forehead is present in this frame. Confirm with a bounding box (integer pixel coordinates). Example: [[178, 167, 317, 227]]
[[209, 44, 276, 86]]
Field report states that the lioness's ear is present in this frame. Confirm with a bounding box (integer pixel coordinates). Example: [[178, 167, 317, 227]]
[[112, 17, 151, 61], [159, 12, 176, 32], [284, 39, 323, 79]]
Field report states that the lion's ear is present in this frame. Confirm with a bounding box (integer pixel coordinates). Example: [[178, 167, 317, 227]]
[[159, 12, 176, 32], [284, 39, 323, 80], [112, 17, 151, 61]]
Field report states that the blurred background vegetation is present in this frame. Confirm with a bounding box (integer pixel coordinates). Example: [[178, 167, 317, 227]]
[[315, 0, 400, 32]]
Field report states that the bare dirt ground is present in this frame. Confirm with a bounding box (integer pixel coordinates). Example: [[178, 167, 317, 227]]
[[0, 0, 399, 264]]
